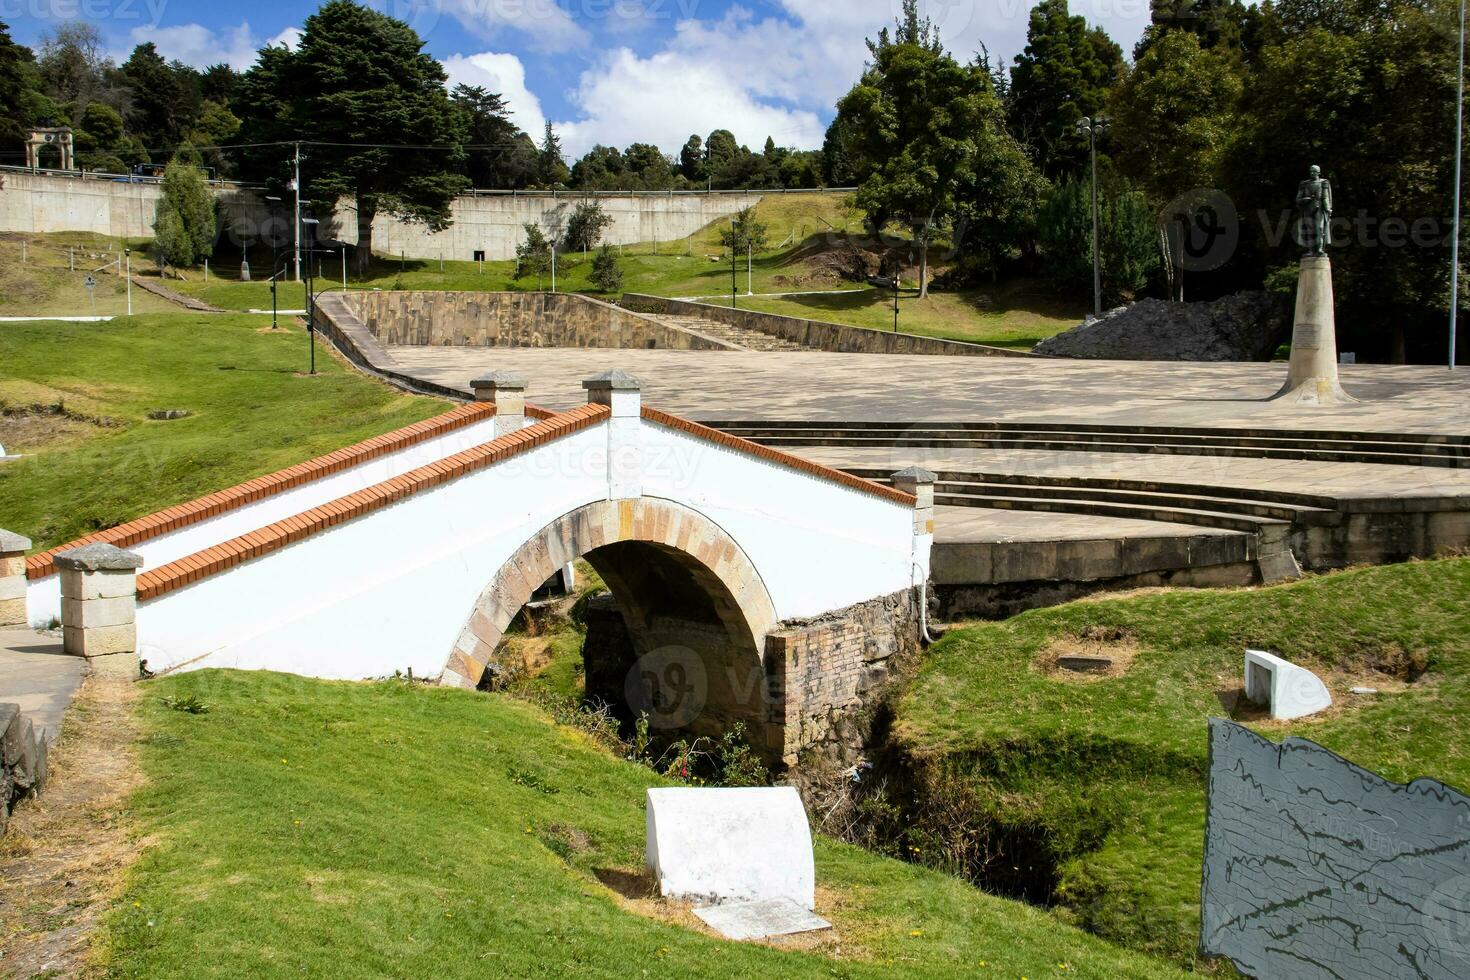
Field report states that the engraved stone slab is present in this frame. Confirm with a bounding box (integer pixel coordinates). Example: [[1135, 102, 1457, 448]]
[[693, 898, 832, 941], [1293, 321, 1322, 350], [1201, 719, 1470, 979]]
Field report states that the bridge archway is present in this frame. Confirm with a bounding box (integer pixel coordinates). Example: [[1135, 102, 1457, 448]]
[[444, 497, 780, 747]]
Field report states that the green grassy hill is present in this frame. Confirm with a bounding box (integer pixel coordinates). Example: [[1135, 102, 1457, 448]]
[[0, 234, 176, 317], [101, 670, 1187, 978], [888, 559, 1470, 966], [0, 313, 441, 549]]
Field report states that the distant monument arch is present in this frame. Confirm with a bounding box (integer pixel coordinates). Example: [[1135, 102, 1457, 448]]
[[25, 128, 75, 172]]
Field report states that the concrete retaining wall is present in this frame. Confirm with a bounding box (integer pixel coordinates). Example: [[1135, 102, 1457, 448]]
[[621, 293, 1036, 358], [0, 168, 762, 260], [342, 290, 737, 350]]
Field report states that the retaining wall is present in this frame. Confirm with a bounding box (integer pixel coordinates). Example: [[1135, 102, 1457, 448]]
[[342, 290, 737, 350], [0, 168, 762, 260], [621, 293, 1036, 358]]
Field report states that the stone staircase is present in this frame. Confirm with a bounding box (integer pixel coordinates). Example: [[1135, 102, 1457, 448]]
[[655, 314, 808, 352]]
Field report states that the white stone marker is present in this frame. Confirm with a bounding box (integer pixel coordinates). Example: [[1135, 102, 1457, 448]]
[[693, 898, 832, 941], [646, 787, 816, 909], [1244, 649, 1332, 720]]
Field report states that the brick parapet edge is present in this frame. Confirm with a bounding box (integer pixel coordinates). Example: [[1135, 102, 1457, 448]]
[[26, 402, 511, 581], [639, 407, 915, 507], [134, 404, 609, 602]]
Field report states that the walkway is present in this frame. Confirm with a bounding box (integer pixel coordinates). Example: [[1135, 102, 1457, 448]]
[[0, 629, 83, 742]]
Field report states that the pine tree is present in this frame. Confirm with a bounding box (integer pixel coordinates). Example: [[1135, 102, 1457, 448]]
[[538, 122, 569, 187], [589, 243, 623, 292]]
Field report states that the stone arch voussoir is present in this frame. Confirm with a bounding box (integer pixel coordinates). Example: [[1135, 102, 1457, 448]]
[[440, 497, 778, 689]]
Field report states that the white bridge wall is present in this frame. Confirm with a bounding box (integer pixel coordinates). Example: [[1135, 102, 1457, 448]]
[[0, 169, 763, 260], [134, 418, 920, 681], [26, 414, 505, 627]]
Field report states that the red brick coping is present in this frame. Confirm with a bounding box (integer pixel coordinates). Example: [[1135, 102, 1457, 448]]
[[135, 404, 609, 601], [640, 407, 916, 507], [25, 402, 540, 581]]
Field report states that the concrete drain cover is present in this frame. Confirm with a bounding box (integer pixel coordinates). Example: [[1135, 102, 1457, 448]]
[[1057, 654, 1114, 674], [693, 898, 832, 941]]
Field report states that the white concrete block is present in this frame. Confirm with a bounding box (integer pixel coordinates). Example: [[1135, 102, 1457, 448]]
[[646, 787, 816, 909], [1244, 649, 1332, 720], [693, 898, 832, 941]]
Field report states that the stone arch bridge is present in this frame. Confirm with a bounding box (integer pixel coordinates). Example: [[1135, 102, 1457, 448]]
[[16, 372, 933, 764]]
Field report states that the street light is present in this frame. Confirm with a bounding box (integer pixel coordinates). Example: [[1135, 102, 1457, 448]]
[[265, 195, 282, 330], [1075, 115, 1111, 318], [302, 217, 319, 376], [730, 218, 738, 309], [1451, 0, 1465, 371]]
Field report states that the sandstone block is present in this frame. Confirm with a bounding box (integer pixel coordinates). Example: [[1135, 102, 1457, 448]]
[[0, 597, 25, 627], [59, 567, 137, 600], [60, 595, 136, 629], [86, 650, 140, 681], [62, 622, 136, 657]]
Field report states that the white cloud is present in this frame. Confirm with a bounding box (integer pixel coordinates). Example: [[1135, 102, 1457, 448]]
[[440, 51, 549, 137], [128, 22, 261, 70], [266, 26, 303, 51], [437, 0, 590, 52]]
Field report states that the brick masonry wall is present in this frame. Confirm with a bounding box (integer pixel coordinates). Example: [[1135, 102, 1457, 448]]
[[344, 291, 736, 351], [764, 588, 922, 765]]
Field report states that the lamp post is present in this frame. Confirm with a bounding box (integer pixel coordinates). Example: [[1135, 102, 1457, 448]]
[[302, 217, 319, 376], [1452, 0, 1465, 370], [1075, 115, 1110, 318], [730, 218, 738, 309], [124, 248, 132, 316], [893, 270, 900, 334], [265, 196, 282, 330]]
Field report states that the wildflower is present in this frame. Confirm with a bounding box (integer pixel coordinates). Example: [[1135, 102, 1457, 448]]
[[909, 929, 923, 937]]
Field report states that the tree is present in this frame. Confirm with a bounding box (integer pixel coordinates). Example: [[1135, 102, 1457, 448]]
[[565, 201, 614, 254], [589, 242, 623, 292], [719, 206, 770, 256], [1109, 30, 1242, 203], [623, 143, 675, 189], [37, 23, 121, 126], [236, 0, 468, 273], [450, 84, 534, 189], [704, 129, 739, 180], [152, 144, 216, 268], [1007, 0, 1124, 178], [832, 5, 994, 296], [537, 121, 569, 187], [120, 43, 201, 151], [0, 22, 46, 159], [570, 144, 623, 189], [679, 134, 706, 182], [951, 113, 1049, 282], [1037, 177, 1158, 304], [514, 222, 552, 287]]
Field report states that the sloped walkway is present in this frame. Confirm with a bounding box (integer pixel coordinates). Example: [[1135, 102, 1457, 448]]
[[0, 629, 83, 743], [653, 313, 808, 351]]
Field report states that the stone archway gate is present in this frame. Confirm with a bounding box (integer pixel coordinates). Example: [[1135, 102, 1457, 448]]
[[17, 371, 934, 762]]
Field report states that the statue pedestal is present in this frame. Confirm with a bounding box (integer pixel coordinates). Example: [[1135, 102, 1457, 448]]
[[1273, 256, 1356, 406]]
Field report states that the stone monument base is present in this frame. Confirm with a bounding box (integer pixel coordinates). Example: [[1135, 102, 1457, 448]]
[[1272, 255, 1357, 406]]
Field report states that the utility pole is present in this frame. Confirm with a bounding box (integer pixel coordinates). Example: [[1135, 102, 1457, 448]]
[[893, 273, 900, 334], [1452, 0, 1465, 370], [730, 219, 738, 309], [125, 249, 132, 316], [292, 142, 302, 283]]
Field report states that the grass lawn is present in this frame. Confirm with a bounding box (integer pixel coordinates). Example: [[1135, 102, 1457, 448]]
[[0, 234, 177, 317], [0, 313, 443, 549], [891, 558, 1470, 966], [101, 669, 1187, 978], [733, 285, 1081, 350]]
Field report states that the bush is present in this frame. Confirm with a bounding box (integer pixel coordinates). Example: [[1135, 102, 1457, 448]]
[[589, 243, 623, 292]]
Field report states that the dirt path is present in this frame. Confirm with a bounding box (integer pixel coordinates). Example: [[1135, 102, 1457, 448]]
[[0, 679, 144, 978]]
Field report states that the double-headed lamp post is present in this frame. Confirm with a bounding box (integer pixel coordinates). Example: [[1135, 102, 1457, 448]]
[[1076, 115, 1111, 318]]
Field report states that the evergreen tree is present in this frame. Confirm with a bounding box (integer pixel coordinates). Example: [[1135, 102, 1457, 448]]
[[565, 201, 614, 253], [152, 144, 216, 268], [451, 84, 534, 189], [1008, 0, 1124, 178], [589, 242, 623, 292], [679, 134, 706, 182], [514, 222, 552, 287], [537, 121, 569, 186], [234, 0, 468, 273], [0, 21, 46, 160], [1038, 177, 1158, 304]]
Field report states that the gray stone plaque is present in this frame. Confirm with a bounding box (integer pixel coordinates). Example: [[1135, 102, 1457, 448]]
[[693, 898, 832, 941], [1294, 321, 1322, 350], [1201, 719, 1470, 979]]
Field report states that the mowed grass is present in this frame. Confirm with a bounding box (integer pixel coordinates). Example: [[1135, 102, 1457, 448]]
[[734, 285, 1081, 350], [0, 313, 443, 549], [101, 670, 1188, 978], [892, 559, 1470, 965], [0, 234, 177, 316]]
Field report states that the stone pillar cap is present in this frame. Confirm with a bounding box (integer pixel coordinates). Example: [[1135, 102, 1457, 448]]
[[54, 542, 143, 572], [0, 528, 32, 553], [891, 466, 937, 483], [582, 369, 642, 391], [470, 371, 528, 392]]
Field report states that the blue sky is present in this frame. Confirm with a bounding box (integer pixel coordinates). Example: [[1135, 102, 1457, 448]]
[[5, 0, 1153, 156]]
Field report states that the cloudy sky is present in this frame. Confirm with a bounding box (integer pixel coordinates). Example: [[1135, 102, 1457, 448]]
[[7, 0, 1154, 157]]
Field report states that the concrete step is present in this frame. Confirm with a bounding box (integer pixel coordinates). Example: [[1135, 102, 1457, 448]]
[[932, 492, 1290, 535], [934, 481, 1334, 525], [707, 422, 1467, 468], [656, 314, 808, 352]]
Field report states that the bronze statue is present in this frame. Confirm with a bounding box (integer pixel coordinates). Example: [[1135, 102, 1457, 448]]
[[1297, 165, 1333, 257]]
